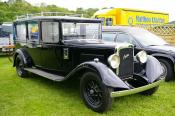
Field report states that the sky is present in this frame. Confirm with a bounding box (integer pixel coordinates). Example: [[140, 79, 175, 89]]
[[3, 0, 175, 21]]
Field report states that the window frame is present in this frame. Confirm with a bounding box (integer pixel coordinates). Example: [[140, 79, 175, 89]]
[[27, 21, 40, 43], [15, 22, 27, 42], [61, 21, 102, 40], [41, 20, 60, 43]]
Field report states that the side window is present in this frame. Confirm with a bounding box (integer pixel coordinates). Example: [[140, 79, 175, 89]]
[[102, 33, 116, 42], [117, 33, 132, 43], [16, 24, 26, 41], [28, 22, 39, 42], [106, 18, 113, 26], [42, 22, 59, 43]]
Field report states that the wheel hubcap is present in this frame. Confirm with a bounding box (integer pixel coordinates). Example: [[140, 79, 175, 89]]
[[84, 80, 103, 107], [90, 89, 94, 94]]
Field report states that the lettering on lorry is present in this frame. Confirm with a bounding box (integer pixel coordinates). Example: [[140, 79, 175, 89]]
[[136, 16, 165, 24]]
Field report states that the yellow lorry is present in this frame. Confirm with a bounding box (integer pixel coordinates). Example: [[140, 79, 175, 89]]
[[93, 8, 169, 26]]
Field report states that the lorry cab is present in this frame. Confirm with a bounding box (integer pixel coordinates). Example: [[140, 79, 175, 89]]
[[93, 8, 169, 26]]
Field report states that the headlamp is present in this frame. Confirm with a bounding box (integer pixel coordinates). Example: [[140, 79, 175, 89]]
[[108, 54, 120, 69], [136, 50, 148, 64]]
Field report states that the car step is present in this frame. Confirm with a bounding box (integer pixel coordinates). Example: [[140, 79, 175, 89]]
[[24, 68, 65, 81]]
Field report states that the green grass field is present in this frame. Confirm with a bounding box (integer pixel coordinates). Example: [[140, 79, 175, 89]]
[[0, 56, 175, 116]]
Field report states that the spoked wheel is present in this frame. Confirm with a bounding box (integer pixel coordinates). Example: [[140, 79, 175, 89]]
[[16, 55, 28, 77], [84, 80, 103, 107], [80, 72, 113, 113]]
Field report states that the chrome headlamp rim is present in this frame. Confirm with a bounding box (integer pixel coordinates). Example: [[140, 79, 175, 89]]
[[136, 50, 148, 64], [108, 54, 120, 69]]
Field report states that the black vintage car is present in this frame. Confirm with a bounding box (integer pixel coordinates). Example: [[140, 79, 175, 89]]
[[102, 26, 175, 81], [13, 14, 163, 112]]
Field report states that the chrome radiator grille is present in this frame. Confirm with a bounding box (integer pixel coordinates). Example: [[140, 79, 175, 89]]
[[117, 48, 134, 78]]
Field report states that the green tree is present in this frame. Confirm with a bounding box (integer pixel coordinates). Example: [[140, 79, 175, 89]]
[[76, 7, 98, 18], [0, 0, 98, 24]]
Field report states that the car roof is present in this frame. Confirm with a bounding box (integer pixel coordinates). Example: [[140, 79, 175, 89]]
[[102, 26, 146, 33], [15, 16, 101, 23]]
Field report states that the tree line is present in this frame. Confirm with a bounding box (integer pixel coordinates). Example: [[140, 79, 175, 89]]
[[0, 0, 99, 24]]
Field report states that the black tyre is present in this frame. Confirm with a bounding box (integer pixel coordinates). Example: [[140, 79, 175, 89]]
[[16, 55, 28, 77], [159, 59, 174, 81], [80, 72, 113, 113], [141, 86, 159, 95]]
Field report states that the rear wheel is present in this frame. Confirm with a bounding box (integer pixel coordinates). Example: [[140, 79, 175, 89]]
[[159, 59, 174, 81], [16, 55, 28, 77], [80, 72, 113, 113]]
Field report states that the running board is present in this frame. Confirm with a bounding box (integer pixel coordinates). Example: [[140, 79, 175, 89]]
[[24, 68, 65, 81]]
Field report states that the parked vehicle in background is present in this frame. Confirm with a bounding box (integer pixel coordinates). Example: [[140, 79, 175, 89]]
[[102, 26, 174, 81], [93, 8, 168, 26], [13, 13, 164, 112], [0, 22, 14, 54]]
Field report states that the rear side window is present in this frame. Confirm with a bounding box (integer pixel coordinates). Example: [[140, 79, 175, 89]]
[[28, 22, 39, 42], [16, 24, 26, 41], [42, 22, 59, 43]]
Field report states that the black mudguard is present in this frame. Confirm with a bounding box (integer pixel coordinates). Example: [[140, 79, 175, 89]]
[[152, 53, 175, 63], [145, 55, 164, 83], [13, 49, 32, 67], [66, 61, 129, 89], [134, 55, 164, 83]]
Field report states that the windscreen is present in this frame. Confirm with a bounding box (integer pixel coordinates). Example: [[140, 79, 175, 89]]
[[129, 28, 167, 46], [102, 33, 116, 42], [62, 22, 101, 40]]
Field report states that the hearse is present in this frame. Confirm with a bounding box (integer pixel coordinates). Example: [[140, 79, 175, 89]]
[[13, 13, 164, 112]]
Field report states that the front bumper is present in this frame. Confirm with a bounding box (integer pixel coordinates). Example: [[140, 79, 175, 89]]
[[110, 78, 164, 98]]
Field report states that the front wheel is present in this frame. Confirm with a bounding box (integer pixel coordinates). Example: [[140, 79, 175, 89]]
[[80, 72, 113, 113], [140, 86, 159, 95]]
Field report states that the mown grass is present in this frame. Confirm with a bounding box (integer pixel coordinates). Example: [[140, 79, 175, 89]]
[[0, 56, 175, 116]]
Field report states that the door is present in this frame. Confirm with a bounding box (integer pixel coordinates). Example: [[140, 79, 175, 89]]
[[26, 21, 43, 66], [40, 21, 61, 70]]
